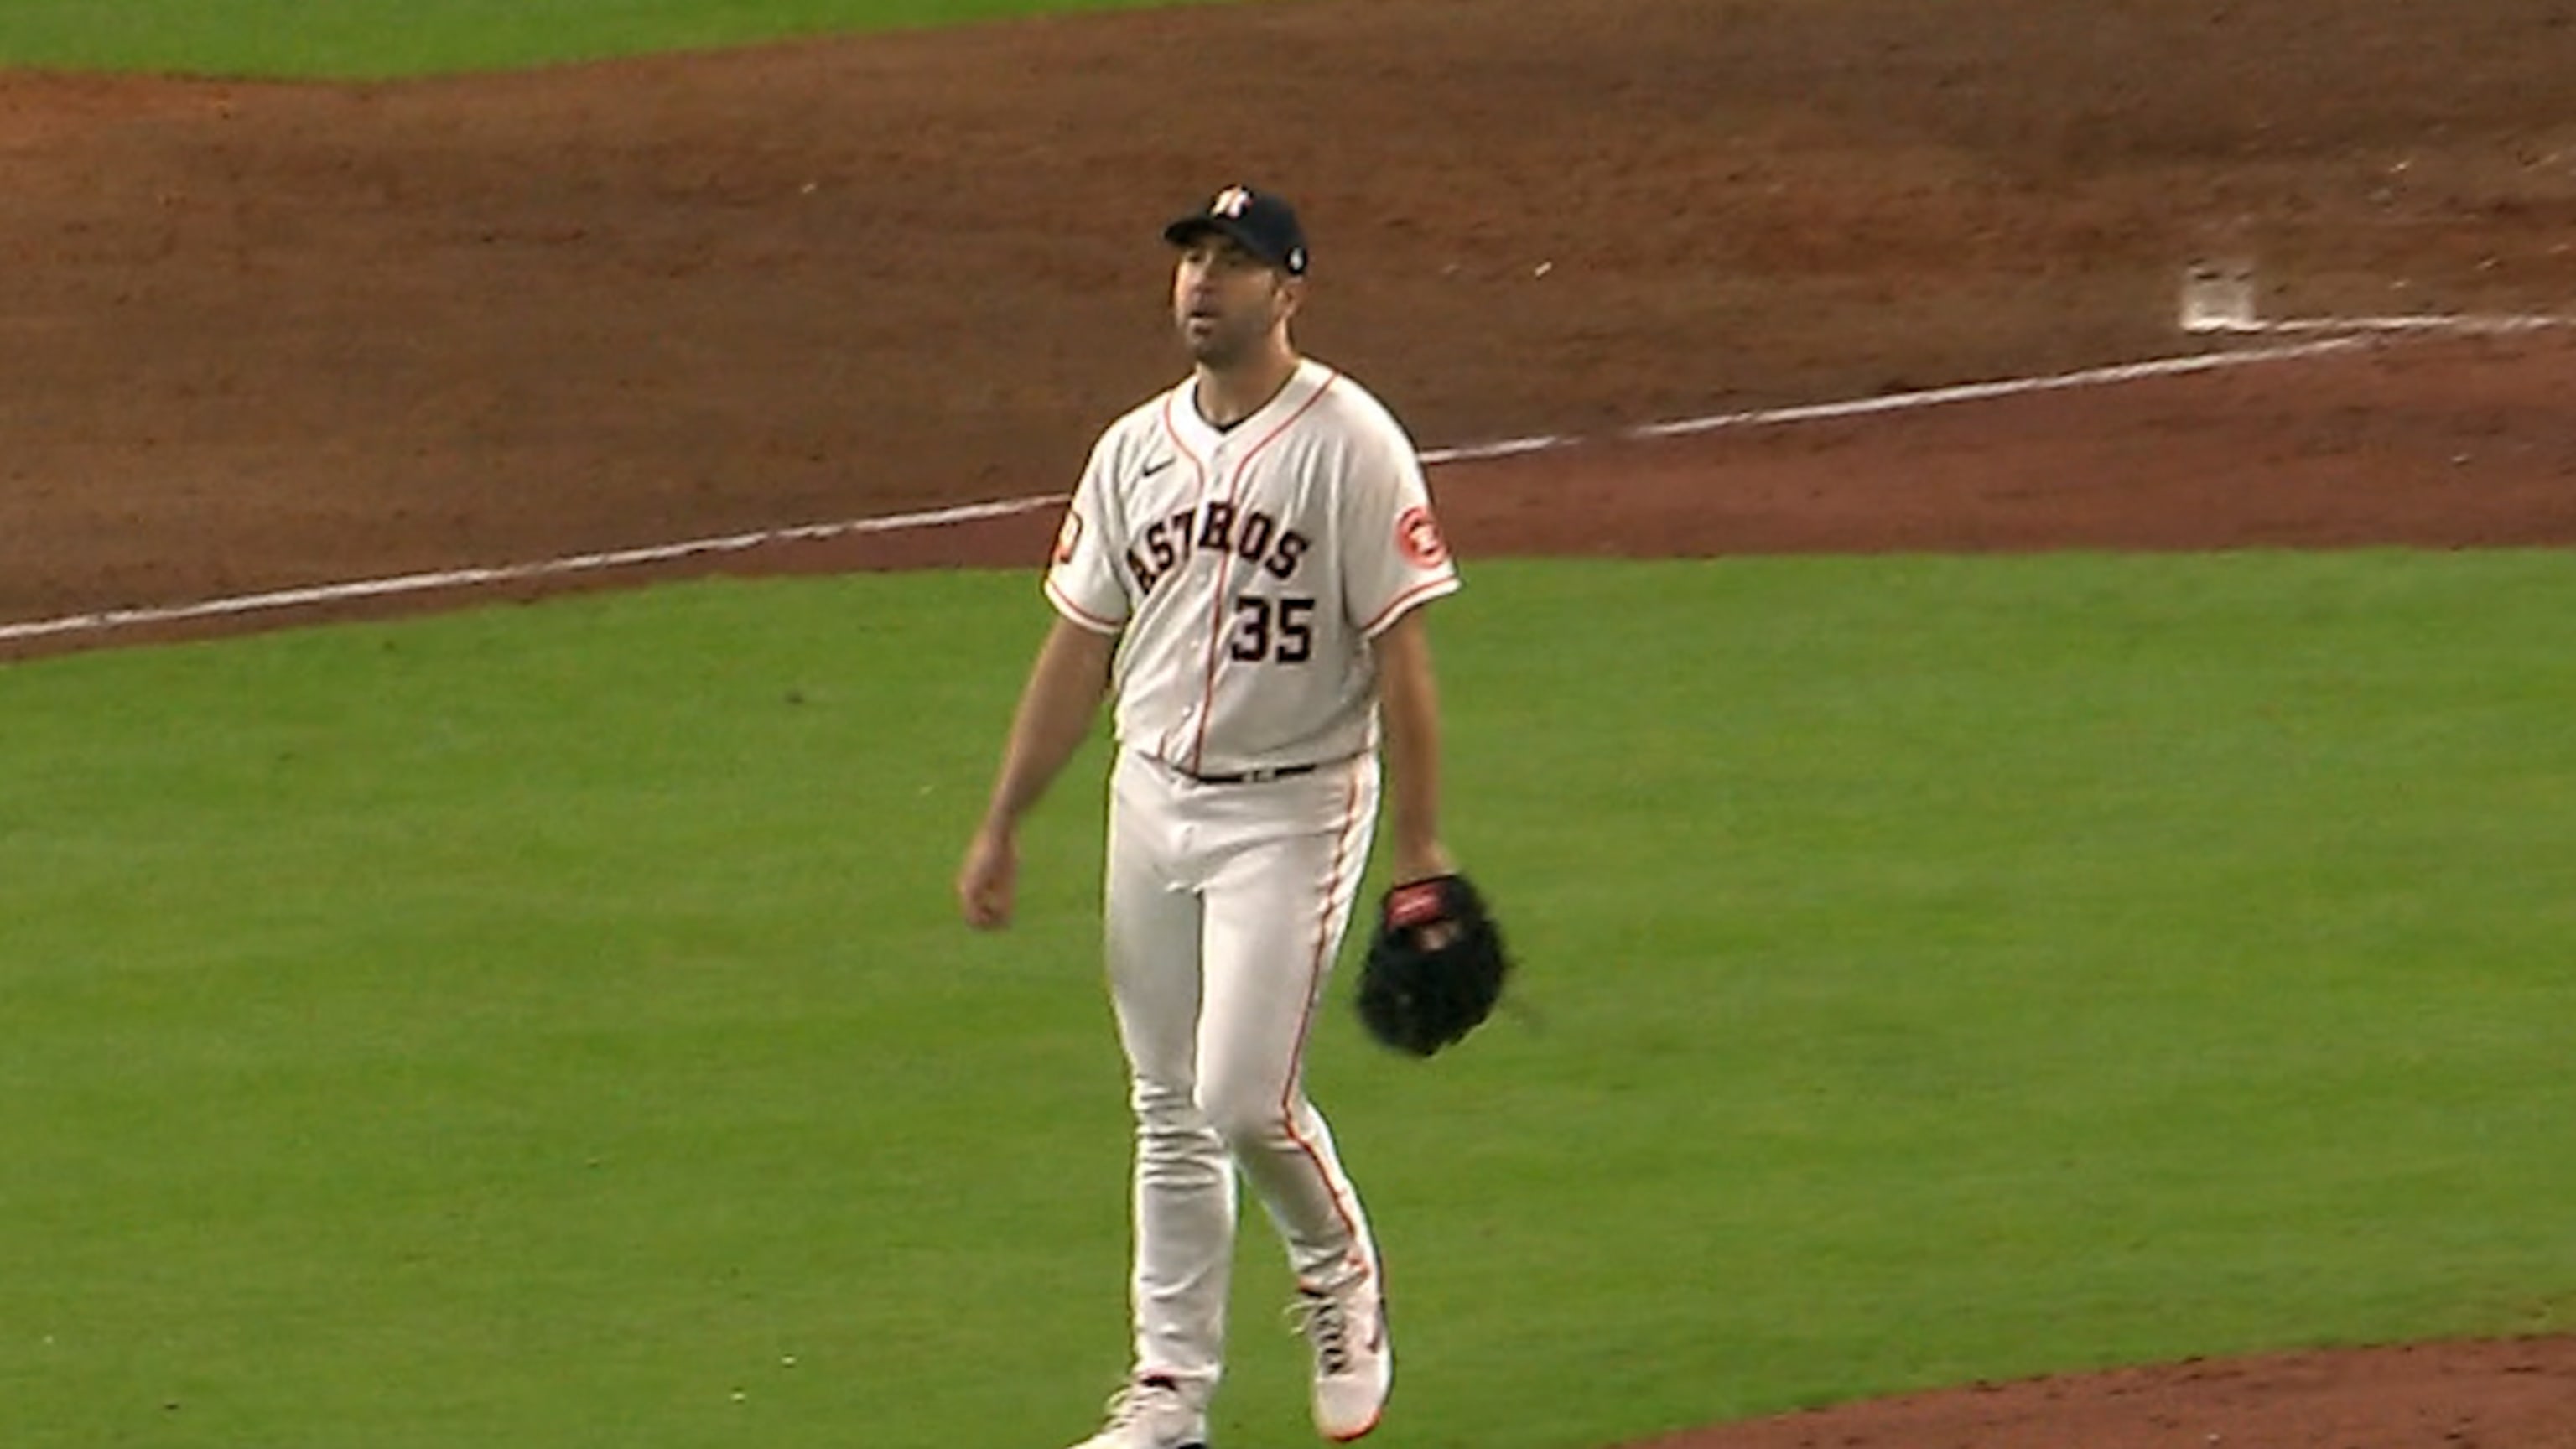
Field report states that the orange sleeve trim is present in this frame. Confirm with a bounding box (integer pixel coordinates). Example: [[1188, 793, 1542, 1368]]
[[1044, 575, 1125, 635], [1358, 574, 1460, 638]]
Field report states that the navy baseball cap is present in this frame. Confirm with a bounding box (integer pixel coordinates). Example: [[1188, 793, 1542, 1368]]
[[1164, 185, 1308, 276]]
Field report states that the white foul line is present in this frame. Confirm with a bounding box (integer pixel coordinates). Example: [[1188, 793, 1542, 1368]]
[[0, 324, 2518, 648], [2186, 313, 2576, 337], [1614, 336, 2367, 442], [0, 496, 1056, 645]]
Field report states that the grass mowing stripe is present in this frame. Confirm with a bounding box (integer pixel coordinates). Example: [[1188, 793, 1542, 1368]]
[[3, 553, 2572, 1448], [0, 0, 1254, 79]]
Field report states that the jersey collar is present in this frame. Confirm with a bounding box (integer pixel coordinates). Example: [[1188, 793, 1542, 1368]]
[[1172, 358, 1330, 453]]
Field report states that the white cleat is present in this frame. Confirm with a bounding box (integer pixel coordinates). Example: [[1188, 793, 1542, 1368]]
[[1065, 1373, 1209, 1449], [1291, 1275, 1393, 1442]]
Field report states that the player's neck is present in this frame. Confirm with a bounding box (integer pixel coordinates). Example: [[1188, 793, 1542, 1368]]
[[1193, 341, 1301, 431]]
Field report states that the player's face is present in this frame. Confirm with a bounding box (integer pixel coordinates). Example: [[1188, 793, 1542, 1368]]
[[1171, 235, 1299, 366]]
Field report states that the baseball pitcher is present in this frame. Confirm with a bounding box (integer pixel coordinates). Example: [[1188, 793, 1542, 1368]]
[[958, 184, 1462, 1448]]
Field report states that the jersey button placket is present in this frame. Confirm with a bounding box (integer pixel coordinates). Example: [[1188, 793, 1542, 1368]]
[[1189, 440, 1239, 777]]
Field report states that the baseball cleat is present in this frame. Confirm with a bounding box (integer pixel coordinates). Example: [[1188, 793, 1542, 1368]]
[[1291, 1273, 1392, 1441], [1064, 1373, 1208, 1449]]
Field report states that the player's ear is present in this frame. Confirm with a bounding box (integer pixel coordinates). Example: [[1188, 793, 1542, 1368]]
[[1275, 272, 1308, 320]]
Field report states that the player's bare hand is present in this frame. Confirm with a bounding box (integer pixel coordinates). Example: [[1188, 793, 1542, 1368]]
[[958, 827, 1020, 929]]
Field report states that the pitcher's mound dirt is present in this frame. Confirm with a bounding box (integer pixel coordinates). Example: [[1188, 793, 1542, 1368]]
[[1622, 1337, 2576, 1449], [4, 0, 2574, 1442]]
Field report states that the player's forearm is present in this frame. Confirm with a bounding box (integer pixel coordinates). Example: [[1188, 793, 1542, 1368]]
[[1374, 612, 1450, 879], [982, 620, 1115, 833]]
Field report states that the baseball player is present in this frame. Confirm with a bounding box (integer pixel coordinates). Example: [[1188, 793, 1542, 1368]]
[[956, 184, 1462, 1449]]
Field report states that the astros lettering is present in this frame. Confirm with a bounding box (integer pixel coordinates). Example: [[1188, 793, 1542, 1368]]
[[1123, 499, 1311, 594]]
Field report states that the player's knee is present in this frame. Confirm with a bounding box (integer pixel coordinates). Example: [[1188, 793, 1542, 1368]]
[[1132, 1076, 1208, 1129], [1194, 1083, 1289, 1152]]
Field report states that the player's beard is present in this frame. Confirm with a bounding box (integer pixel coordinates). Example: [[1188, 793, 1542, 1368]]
[[1178, 304, 1261, 368], [1176, 285, 1290, 370]]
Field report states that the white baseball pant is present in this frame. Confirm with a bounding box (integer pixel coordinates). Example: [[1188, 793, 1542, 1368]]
[[1101, 747, 1383, 1395]]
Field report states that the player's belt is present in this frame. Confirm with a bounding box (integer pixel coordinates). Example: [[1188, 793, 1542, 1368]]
[[1167, 760, 1321, 786]]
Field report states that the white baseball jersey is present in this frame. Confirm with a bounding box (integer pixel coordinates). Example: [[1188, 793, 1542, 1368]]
[[1044, 358, 1460, 779]]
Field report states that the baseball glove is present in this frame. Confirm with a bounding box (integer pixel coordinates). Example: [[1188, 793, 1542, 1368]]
[[1355, 873, 1510, 1057]]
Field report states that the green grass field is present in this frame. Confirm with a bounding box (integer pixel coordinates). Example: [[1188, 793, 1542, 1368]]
[[0, 0, 1244, 78], [6, 554, 2574, 1449]]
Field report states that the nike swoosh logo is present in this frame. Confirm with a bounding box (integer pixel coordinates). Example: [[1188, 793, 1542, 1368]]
[[1140, 456, 1176, 477]]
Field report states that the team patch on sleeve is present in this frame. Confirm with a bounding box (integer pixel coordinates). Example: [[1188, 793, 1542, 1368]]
[[1052, 508, 1084, 565], [1396, 504, 1449, 568]]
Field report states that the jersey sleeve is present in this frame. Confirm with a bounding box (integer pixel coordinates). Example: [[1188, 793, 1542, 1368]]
[[1042, 434, 1131, 636], [1341, 415, 1461, 639]]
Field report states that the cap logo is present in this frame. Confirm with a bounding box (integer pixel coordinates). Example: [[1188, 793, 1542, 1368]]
[[1211, 186, 1254, 218]]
